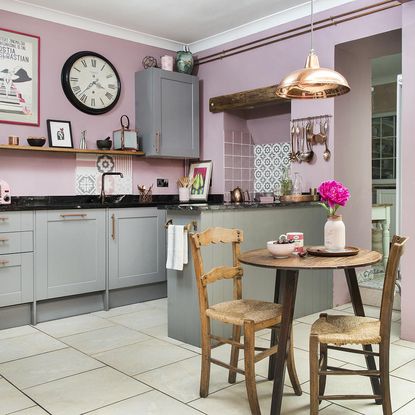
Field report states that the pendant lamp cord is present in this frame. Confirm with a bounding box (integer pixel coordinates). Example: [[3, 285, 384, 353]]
[[310, 0, 314, 53]]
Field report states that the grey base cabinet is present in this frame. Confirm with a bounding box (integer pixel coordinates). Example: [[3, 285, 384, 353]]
[[135, 68, 199, 158], [0, 211, 34, 307], [108, 208, 166, 289], [35, 210, 106, 300]]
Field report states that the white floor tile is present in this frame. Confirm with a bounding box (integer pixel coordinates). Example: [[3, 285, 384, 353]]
[[0, 347, 103, 389], [296, 309, 348, 325], [136, 355, 239, 403], [302, 363, 415, 414], [92, 302, 149, 318], [36, 314, 114, 338], [394, 339, 415, 350], [0, 378, 35, 415], [85, 390, 203, 414], [139, 324, 184, 346], [319, 403, 365, 414], [332, 303, 352, 311], [93, 338, 197, 375], [394, 398, 415, 414], [190, 379, 329, 415], [0, 325, 38, 340], [108, 308, 167, 331], [24, 366, 150, 415], [61, 324, 150, 355], [342, 304, 401, 322], [8, 406, 49, 414], [0, 332, 66, 363], [392, 358, 415, 382]]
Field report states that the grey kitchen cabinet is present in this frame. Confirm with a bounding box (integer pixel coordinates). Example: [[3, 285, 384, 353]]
[[135, 68, 199, 158], [108, 207, 166, 289], [0, 211, 34, 307], [35, 209, 106, 300]]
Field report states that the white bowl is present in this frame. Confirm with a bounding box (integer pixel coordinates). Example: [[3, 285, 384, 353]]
[[267, 241, 295, 258]]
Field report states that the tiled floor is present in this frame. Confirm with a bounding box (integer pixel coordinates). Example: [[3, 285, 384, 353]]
[[0, 299, 414, 414]]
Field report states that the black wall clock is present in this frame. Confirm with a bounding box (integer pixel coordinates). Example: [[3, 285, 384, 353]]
[[61, 51, 121, 115]]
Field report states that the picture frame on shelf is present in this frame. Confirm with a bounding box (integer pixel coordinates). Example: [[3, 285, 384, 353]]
[[189, 160, 212, 201], [47, 119, 73, 148], [0, 28, 40, 126]]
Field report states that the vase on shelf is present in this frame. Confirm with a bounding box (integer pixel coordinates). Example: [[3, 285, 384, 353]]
[[324, 215, 345, 251], [176, 46, 194, 74]]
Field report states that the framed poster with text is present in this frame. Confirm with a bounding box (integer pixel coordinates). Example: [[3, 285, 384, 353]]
[[0, 28, 40, 126]]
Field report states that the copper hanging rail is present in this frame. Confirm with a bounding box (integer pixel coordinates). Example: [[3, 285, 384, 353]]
[[195, 0, 401, 66]]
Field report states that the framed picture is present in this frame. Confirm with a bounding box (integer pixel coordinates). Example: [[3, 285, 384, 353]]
[[47, 119, 73, 148], [0, 28, 40, 126], [189, 160, 213, 201]]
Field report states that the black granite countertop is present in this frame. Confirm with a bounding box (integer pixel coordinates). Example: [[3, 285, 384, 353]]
[[0, 194, 224, 211], [0, 195, 320, 212], [162, 201, 320, 211]]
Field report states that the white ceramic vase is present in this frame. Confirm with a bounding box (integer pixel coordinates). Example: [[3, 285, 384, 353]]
[[179, 187, 190, 202], [324, 215, 345, 251]]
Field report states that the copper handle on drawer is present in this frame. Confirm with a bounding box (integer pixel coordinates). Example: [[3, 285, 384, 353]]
[[111, 214, 115, 240], [0, 217, 9, 222], [0, 260, 9, 266], [60, 213, 87, 218], [0, 238, 9, 243]]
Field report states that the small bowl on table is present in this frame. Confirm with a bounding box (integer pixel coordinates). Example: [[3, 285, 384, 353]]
[[267, 240, 295, 258], [27, 137, 46, 147]]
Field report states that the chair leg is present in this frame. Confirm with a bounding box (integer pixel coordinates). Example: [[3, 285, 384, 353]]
[[200, 317, 211, 398], [318, 343, 328, 402], [309, 334, 320, 415], [268, 326, 278, 380], [228, 324, 241, 383], [379, 343, 392, 415], [287, 330, 302, 396], [244, 320, 261, 415]]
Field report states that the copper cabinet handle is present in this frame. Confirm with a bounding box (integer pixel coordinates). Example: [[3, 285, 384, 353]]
[[60, 213, 87, 219], [0, 260, 9, 266], [0, 217, 9, 222], [0, 238, 9, 243], [111, 214, 115, 240], [155, 131, 161, 153]]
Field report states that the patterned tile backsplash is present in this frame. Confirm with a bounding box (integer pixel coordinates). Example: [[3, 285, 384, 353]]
[[75, 154, 132, 195], [223, 130, 254, 200], [254, 142, 290, 193]]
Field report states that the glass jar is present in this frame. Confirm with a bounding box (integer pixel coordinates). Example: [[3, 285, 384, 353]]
[[324, 215, 346, 251], [292, 172, 303, 195], [280, 167, 293, 195]]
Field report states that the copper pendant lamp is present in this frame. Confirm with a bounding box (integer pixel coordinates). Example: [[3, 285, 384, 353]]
[[275, 0, 350, 99]]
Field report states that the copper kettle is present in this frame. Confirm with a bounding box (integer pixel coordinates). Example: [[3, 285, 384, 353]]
[[230, 187, 250, 203]]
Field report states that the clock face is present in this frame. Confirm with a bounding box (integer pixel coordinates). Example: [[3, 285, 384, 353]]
[[61, 51, 121, 115]]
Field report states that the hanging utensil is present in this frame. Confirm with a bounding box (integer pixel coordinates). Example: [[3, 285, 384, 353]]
[[323, 135, 331, 161], [295, 125, 302, 163], [289, 123, 297, 162]]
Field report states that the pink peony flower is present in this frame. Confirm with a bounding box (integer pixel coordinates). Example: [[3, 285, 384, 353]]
[[318, 180, 350, 216]]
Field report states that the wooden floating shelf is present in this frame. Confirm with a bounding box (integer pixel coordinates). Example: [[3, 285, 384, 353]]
[[0, 145, 145, 156], [209, 85, 289, 113]]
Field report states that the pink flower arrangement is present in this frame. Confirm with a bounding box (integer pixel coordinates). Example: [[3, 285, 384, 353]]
[[318, 180, 350, 216]]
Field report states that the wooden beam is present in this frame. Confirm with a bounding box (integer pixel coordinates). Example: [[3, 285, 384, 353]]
[[209, 85, 289, 113]]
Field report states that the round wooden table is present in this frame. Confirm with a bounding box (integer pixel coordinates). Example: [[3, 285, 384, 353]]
[[238, 248, 382, 415]]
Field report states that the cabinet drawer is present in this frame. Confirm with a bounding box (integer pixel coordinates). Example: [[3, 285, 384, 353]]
[[0, 211, 34, 233], [0, 253, 33, 307], [0, 232, 33, 255]]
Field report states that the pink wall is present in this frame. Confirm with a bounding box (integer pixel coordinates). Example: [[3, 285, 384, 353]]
[[0, 11, 183, 195], [400, 2, 415, 341]]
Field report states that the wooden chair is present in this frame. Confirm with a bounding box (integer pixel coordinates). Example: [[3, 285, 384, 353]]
[[309, 235, 408, 415], [189, 227, 301, 415]]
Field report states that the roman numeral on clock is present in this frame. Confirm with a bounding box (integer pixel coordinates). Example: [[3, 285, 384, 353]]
[[91, 59, 97, 68], [70, 77, 78, 82], [72, 85, 81, 95], [108, 84, 116, 90], [81, 59, 87, 67], [80, 94, 87, 103], [105, 92, 113, 100]]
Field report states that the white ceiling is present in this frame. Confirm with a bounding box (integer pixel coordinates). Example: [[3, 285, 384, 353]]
[[1, 0, 356, 52]]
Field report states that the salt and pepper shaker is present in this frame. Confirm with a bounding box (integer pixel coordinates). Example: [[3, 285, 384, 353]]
[[79, 130, 87, 149]]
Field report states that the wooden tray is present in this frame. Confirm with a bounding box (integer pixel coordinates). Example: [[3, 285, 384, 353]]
[[307, 246, 359, 257], [279, 194, 319, 202]]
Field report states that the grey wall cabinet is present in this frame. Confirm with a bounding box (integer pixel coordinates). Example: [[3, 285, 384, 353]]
[[35, 210, 106, 300], [135, 68, 199, 158], [0, 211, 34, 307], [108, 208, 166, 289]]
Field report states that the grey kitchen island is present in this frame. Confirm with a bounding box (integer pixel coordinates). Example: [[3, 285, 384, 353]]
[[164, 202, 332, 347]]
